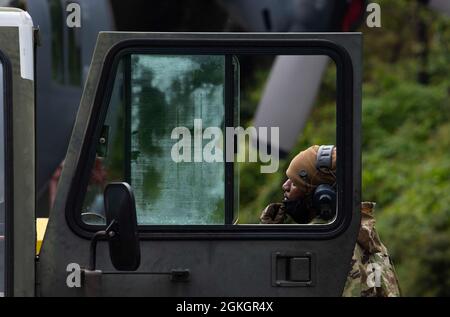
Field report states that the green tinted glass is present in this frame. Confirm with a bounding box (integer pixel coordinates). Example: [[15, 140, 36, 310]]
[[82, 54, 226, 225]]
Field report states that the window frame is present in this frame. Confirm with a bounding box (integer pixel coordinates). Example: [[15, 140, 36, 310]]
[[0, 49, 14, 296], [66, 38, 356, 240]]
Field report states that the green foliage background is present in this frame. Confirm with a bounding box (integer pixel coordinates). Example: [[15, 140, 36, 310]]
[[238, 0, 450, 296]]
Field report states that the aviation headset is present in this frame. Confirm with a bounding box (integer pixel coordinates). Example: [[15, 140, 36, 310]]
[[285, 145, 337, 222], [310, 145, 337, 221]]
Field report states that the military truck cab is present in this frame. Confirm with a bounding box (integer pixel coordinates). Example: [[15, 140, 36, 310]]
[[0, 8, 362, 297], [0, 7, 35, 296]]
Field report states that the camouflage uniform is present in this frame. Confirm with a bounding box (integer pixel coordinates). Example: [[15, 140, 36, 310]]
[[260, 201, 401, 297], [342, 202, 401, 297], [259, 203, 287, 224]]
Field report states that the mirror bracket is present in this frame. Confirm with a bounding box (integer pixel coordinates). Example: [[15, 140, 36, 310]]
[[88, 219, 117, 271]]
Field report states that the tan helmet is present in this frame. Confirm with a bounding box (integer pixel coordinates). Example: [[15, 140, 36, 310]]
[[285, 145, 337, 197]]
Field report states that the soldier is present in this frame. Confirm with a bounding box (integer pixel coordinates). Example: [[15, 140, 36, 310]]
[[260, 145, 401, 297]]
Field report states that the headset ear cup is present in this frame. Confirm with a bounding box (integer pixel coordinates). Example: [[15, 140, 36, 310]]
[[313, 184, 336, 221], [316, 145, 335, 171]]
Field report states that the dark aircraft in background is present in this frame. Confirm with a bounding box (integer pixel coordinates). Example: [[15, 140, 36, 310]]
[[2, 0, 449, 217]]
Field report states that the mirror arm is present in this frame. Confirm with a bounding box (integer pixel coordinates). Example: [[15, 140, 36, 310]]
[[88, 220, 117, 271]]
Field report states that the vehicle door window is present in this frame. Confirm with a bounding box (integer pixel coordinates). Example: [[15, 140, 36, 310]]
[[81, 54, 226, 225], [80, 52, 339, 228]]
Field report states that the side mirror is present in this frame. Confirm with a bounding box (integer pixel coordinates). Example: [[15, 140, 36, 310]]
[[103, 182, 140, 271]]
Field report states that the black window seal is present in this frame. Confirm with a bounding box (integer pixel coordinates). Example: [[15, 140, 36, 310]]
[[225, 55, 234, 225], [0, 49, 14, 296], [65, 38, 356, 241]]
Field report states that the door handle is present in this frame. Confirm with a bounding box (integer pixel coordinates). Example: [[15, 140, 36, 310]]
[[272, 252, 315, 287]]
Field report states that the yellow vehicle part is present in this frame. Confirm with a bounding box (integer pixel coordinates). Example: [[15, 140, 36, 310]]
[[36, 218, 48, 255]]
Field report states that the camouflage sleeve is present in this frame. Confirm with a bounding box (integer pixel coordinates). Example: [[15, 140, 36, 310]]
[[343, 202, 401, 297], [342, 245, 363, 297], [343, 244, 401, 297], [369, 251, 401, 297], [260, 203, 286, 224]]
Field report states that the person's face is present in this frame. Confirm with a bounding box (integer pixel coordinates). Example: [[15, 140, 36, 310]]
[[282, 178, 303, 201]]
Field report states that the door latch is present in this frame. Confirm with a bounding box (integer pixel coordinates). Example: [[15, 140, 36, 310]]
[[272, 252, 315, 287]]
